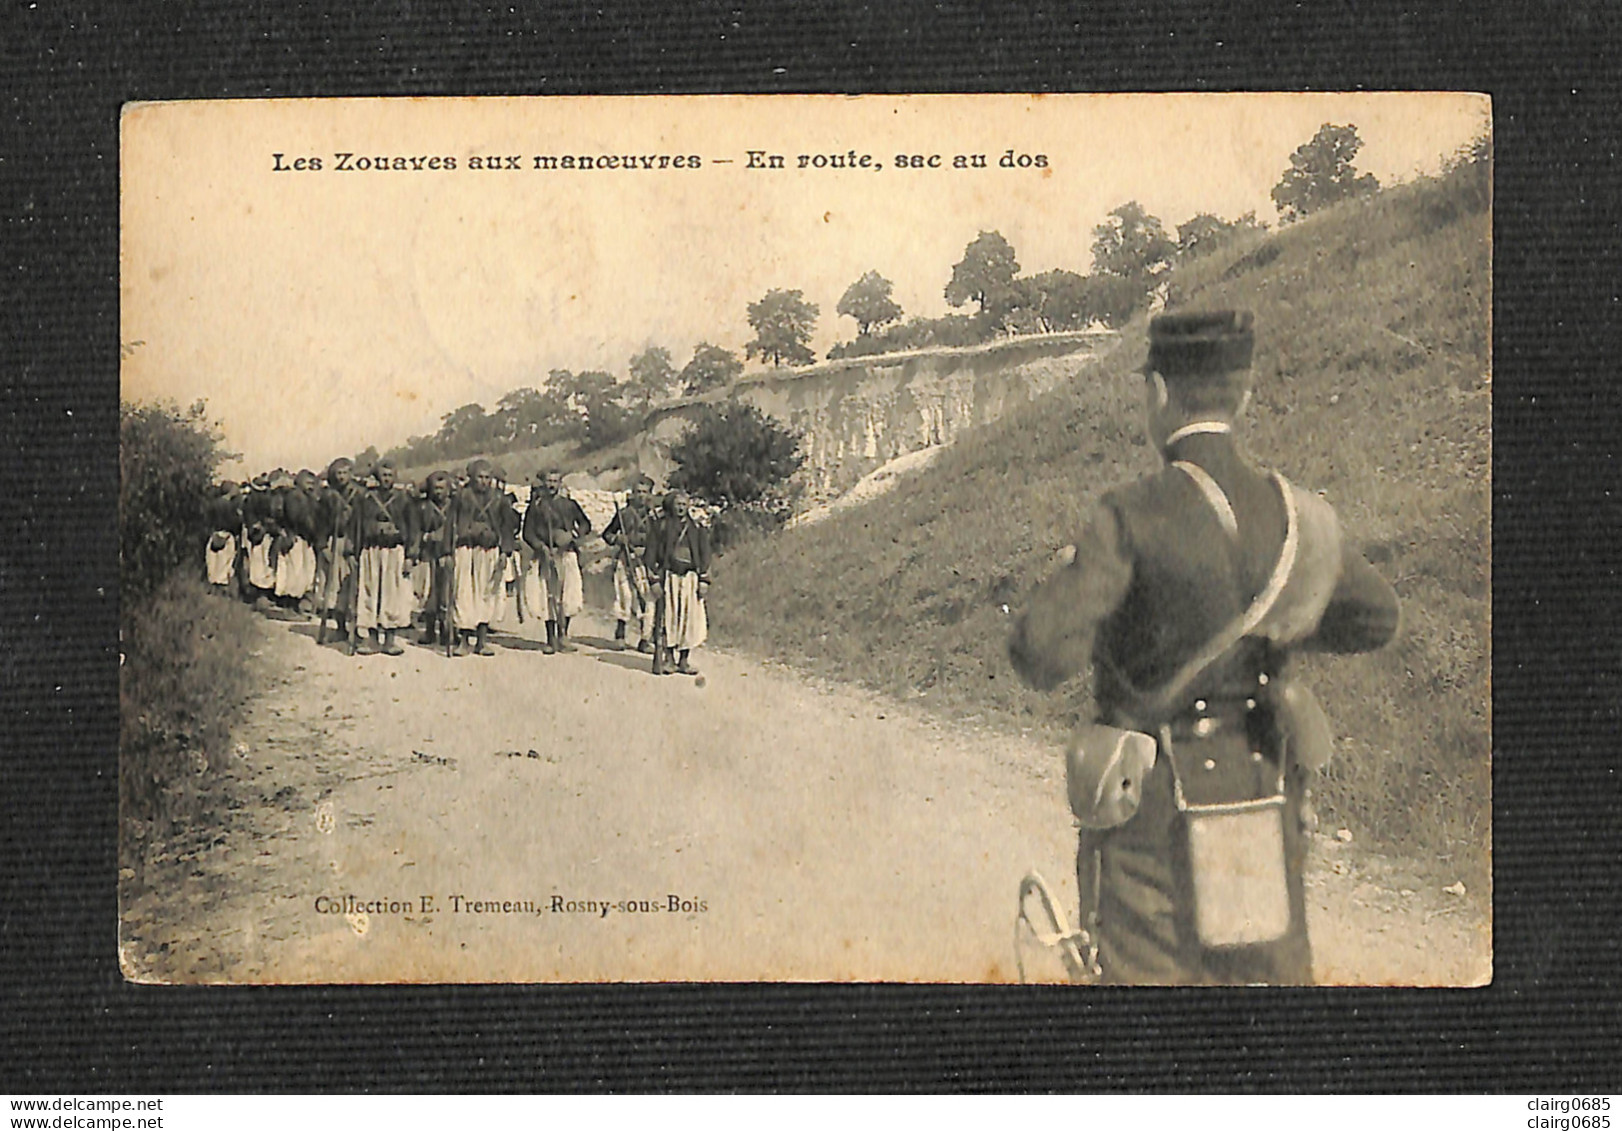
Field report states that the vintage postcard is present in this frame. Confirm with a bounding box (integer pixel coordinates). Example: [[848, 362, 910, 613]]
[[119, 94, 1490, 984]]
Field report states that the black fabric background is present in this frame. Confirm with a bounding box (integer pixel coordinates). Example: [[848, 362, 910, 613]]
[[3, 0, 1618, 1093]]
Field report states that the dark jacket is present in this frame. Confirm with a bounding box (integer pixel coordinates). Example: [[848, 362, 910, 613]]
[[315, 483, 363, 547], [281, 487, 321, 544], [415, 496, 454, 563], [205, 492, 243, 535], [644, 514, 711, 580], [522, 491, 592, 556], [352, 485, 418, 552], [1090, 432, 1398, 717], [601, 501, 654, 560], [240, 488, 279, 543], [450, 485, 518, 553]]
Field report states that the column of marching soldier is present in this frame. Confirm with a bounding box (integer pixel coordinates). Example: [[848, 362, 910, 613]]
[[202, 457, 710, 676]]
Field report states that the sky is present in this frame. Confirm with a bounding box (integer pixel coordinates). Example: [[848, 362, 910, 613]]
[[121, 93, 1489, 474]]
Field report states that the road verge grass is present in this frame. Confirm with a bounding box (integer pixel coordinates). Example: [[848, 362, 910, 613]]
[[120, 577, 266, 890]]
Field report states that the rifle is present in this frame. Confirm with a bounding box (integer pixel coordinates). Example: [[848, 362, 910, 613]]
[[537, 496, 564, 626], [444, 503, 458, 657], [316, 524, 339, 645], [345, 491, 362, 656], [610, 497, 636, 615], [648, 527, 668, 674]]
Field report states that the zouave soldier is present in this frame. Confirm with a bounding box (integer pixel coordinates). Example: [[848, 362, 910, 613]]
[[521, 469, 592, 653], [413, 470, 455, 647], [449, 458, 518, 657], [644, 489, 710, 677], [240, 472, 280, 603], [494, 465, 522, 613], [1008, 311, 1400, 985], [204, 481, 244, 591], [315, 457, 363, 641], [274, 469, 322, 611], [601, 474, 657, 652], [347, 457, 419, 656]]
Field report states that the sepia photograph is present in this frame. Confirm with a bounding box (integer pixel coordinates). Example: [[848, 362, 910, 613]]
[[118, 93, 1490, 984]]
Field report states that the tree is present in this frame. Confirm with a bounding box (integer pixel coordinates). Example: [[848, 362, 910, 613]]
[[745, 288, 820, 367], [680, 342, 744, 395], [836, 270, 903, 337], [557, 368, 616, 419], [583, 396, 638, 450], [495, 386, 550, 445], [1020, 269, 1091, 331], [1091, 201, 1176, 282], [1271, 122, 1381, 223], [1176, 211, 1266, 259], [667, 402, 804, 510], [628, 345, 679, 407], [433, 405, 495, 458], [1076, 273, 1145, 330], [945, 230, 1020, 315]]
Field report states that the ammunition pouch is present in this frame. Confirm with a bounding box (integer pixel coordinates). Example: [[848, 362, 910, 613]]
[[1065, 724, 1157, 829], [460, 521, 495, 549]]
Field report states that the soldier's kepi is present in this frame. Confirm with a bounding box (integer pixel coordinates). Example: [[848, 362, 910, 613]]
[[1008, 310, 1400, 985]]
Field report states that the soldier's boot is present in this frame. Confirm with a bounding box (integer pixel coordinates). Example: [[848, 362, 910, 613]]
[[454, 630, 471, 657], [420, 619, 437, 647], [542, 620, 558, 654], [651, 643, 667, 676], [381, 629, 404, 657], [636, 636, 653, 654], [475, 623, 496, 657], [356, 629, 379, 656], [613, 620, 628, 650], [675, 649, 698, 676], [558, 616, 576, 652]]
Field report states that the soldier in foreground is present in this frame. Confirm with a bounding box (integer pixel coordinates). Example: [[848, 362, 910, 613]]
[[348, 457, 418, 656], [1008, 311, 1400, 985], [645, 489, 711, 677], [601, 474, 657, 652], [450, 458, 517, 657], [521, 469, 591, 654]]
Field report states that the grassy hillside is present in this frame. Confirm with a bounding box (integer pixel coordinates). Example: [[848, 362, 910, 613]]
[[395, 434, 641, 490], [710, 162, 1490, 881]]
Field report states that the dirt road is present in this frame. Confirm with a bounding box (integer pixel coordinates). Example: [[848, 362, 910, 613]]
[[120, 610, 1490, 985]]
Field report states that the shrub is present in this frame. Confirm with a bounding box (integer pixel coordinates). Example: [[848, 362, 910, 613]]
[[667, 402, 805, 510], [119, 399, 253, 881], [120, 400, 232, 607]]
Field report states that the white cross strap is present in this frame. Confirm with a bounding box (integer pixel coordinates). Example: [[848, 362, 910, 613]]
[[1172, 460, 1240, 541]]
